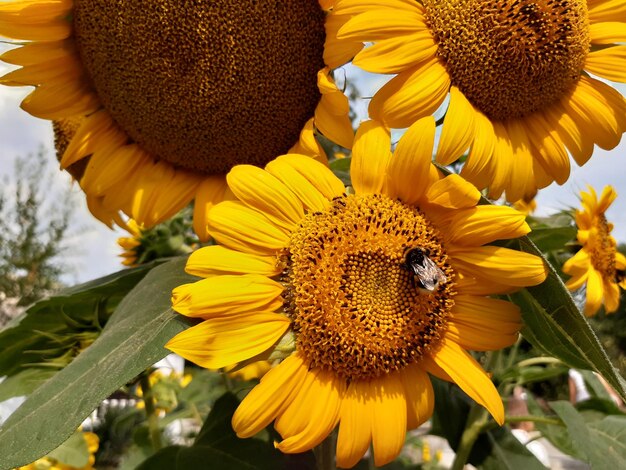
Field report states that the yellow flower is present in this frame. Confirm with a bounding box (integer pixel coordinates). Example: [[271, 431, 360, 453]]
[[329, 0, 626, 202], [136, 370, 192, 413], [166, 118, 547, 467], [563, 185, 625, 316], [0, 0, 353, 240], [226, 361, 272, 381], [117, 220, 143, 267], [513, 197, 537, 216]]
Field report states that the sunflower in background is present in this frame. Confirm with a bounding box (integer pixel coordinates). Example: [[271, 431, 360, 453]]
[[329, 0, 626, 202], [136, 370, 192, 415], [166, 118, 547, 467], [563, 186, 626, 316], [513, 197, 538, 216], [116, 210, 198, 267], [0, 0, 353, 240]]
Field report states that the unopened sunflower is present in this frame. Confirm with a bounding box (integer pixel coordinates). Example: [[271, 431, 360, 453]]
[[0, 0, 353, 239], [330, 0, 626, 202], [563, 186, 626, 316], [166, 118, 547, 467]]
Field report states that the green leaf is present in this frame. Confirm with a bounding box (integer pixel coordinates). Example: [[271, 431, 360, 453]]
[[137, 392, 285, 470], [525, 226, 576, 253], [46, 431, 90, 468], [478, 430, 546, 470], [0, 368, 56, 401], [0, 257, 195, 469], [512, 236, 626, 401], [550, 401, 626, 467], [0, 261, 160, 377]]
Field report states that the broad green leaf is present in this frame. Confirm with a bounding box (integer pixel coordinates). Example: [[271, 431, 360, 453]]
[[0, 368, 56, 402], [0, 257, 195, 469], [46, 431, 90, 468], [550, 401, 626, 467], [0, 261, 160, 377], [525, 226, 577, 253], [525, 393, 583, 460], [137, 393, 284, 470], [512, 236, 626, 401], [478, 430, 546, 470]]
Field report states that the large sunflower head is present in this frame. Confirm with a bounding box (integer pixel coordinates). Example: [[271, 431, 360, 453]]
[[329, 0, 626, 202], [0, 0, 354, 239], [166, 118, 548, 467], [563, 185, 625, 316]]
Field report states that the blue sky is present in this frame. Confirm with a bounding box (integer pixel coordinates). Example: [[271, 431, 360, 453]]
[[1, 48, 625, 284]]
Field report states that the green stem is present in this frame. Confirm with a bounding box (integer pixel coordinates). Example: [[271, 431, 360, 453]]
[[314, 433, 336, 470], [506, 415, 563, 426], [450, 406, 489, 470], [451, 351, 498, 470], [140, 374, 163, 451], [517, 357, 562, 368]]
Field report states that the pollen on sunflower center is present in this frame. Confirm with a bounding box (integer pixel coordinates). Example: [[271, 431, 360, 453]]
[[423, 0, 590, 121], [589, 216, 617, 278], [72, 0, 325, 174], [282, 194, 455, 381]]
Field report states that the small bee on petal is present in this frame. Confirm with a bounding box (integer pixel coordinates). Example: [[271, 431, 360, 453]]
[[402, 247, 447, 293]]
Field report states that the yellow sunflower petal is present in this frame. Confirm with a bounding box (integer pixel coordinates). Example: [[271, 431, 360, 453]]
[[460, 111, 497, 191], [563, 248, 591, 275], [227, 165, 304, 230], [165, 313, 290, 369], [503, 120, 536, 202], [315, 69, 354, 150], [589, 21, 626, 44], [276, 154, 345, 201], [171, 275, 283, 318], [455, 274, 518, 296], [585, 268, 604, 317], [424, 174, 481, 210], [400, 364, 434, 430], [289, 117, 327, 164], [446, 320, 519, 351], [193, 176, 229, 243], [449, 246, 548, 287], [369, 58, 450, 129], [0, 39, 73, 66], [588, 0, 626, 23], [426, 339, 504, 425], [337, 8, 426, 41], [452, 295, 521, 326], [436, 86, 477, 166], [323, 13, 363, 68], [208, 201, 290, 255], [444, 206, 530, 246], [351, 120, 392, 194], [524, 113, 570, 185], [132, 163, 203, 227], [337, 381, 373, 469], [185, 245, 280, 277], [352, 31, 437, 74], [616, 252, 626, 270], [585, 45, 626, 83], [603, 280, 620, 314], [371, 373, 407, 467], [265, 157, 329, 212], [275, 369, 344, 453], [20, 80, 99, 119], [385, 116, 435, 205], [232, 354, 308, 438], [543, 102, 594, 167], [487, 122, 514, 200]]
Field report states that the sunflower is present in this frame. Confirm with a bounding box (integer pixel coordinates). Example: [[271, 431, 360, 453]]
[[563, 186, 626, 316], [0, 0, 353, 240], [166, 118, 548, 467], [513, 197, 537, 216], [117, 220, 143, 267], [329, 0, 626, 202]]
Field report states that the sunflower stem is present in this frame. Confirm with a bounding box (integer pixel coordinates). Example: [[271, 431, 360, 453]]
[[314, 433, 336, 470], [450, 405, 489, 470], [140, 374, 163, 451]]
